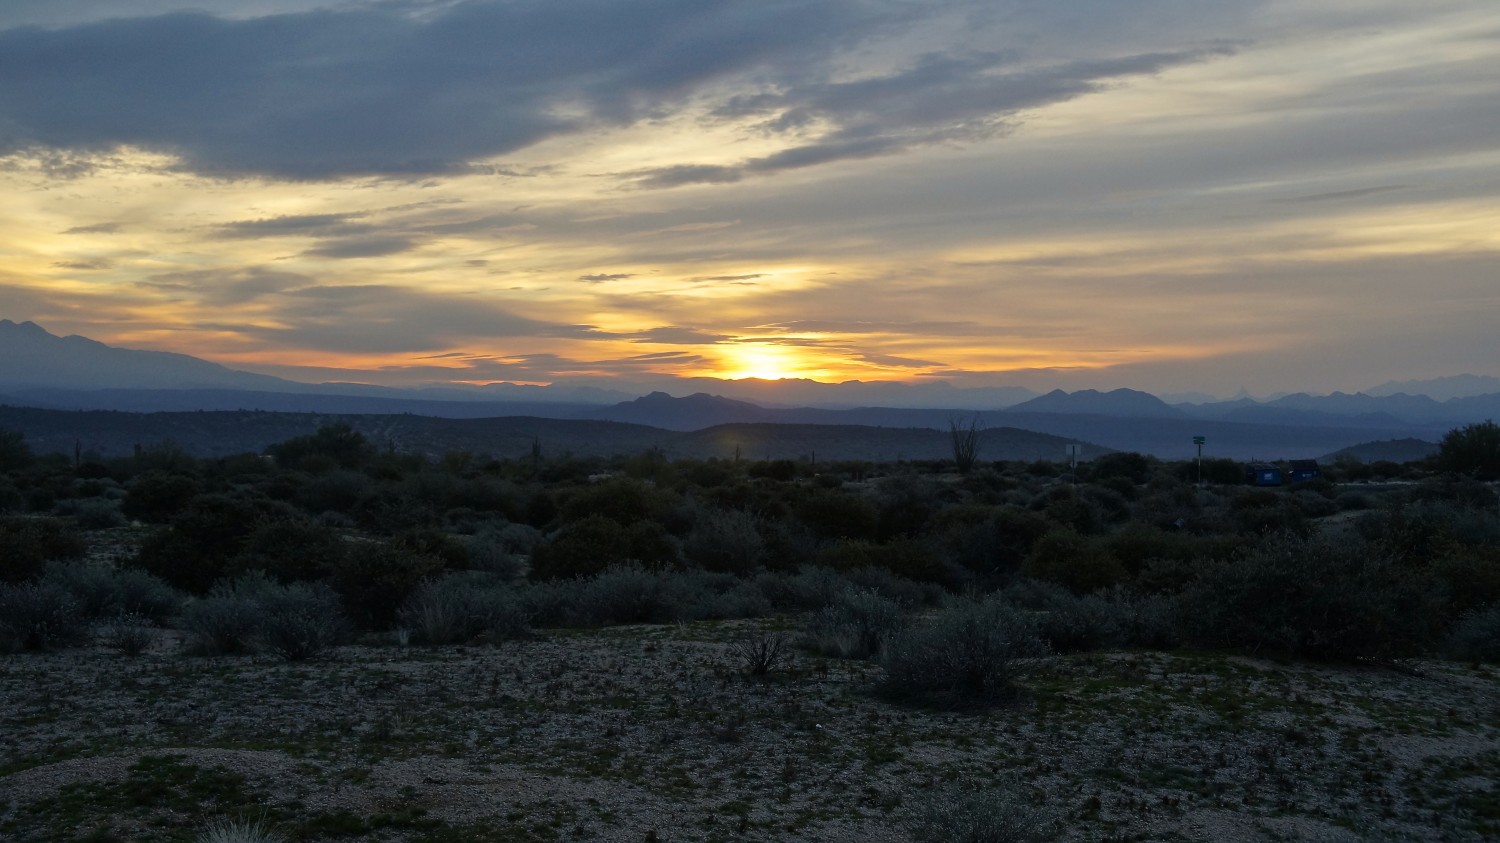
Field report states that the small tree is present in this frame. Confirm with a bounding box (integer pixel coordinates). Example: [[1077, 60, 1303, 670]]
[[949, 416, 981, 474], [1436, 419, 1500, 481]]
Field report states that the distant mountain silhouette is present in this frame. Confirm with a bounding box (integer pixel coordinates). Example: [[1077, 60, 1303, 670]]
[[1366, 374, 1500, 401], [0, 319, 299, 392], [1320, 438, 1439, 464], [1006, 388, 1185, 418], [594, 391, 773, 430]]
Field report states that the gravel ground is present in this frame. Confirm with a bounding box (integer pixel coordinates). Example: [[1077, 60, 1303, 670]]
[[3, 622, 1499, 842]]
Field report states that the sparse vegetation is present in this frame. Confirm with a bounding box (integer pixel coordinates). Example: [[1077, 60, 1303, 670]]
[[1, 424, 1498, 840]]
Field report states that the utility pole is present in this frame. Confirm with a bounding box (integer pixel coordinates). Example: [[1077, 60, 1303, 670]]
[[1193, 435, 1206, 485]]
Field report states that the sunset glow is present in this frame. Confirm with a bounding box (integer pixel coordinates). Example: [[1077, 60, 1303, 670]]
[[1, 1, 1496, 397]]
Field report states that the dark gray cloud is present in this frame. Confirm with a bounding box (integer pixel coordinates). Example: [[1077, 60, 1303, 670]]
[[51, 259, 110, 270], [628, 326, 728, 345], [216, 212, 374, 239], [62, 222, 121, 234], [692, 273, 765, 282], [628, 47, 1233, 187], [1276, 185, 1409, 204], [0, 0, 888, 179], [140, 266, 308, 304], [578, 273, 634, 283], [759, 319, 994, 336], [300, 236, 418, 259]]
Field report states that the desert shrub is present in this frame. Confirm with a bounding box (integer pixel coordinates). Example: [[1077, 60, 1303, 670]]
[[1022, 529, 1126, 594], [327, 543, 445, 630], [398, 572, 531, 644], [801, 589, 906, 660], [182, 595, 262, 656], [0, 430, 33, 472], [571, 565, 702, 626], [1179, 531, 1444, 661], [683, 507, 766, 574], [0, 582, 88, 652], [529, 515, 679, 580], [131, 494, 301, 593], [1435, 419, 1500, 480], [1108, 589, 1183, 649], [752, 567, 847, 611], [1430, 547, 1500, 617], [232, 517, 346, 584], [1027, 486, 1101, 534], [905, 783, 1056, 843], [197, 816, 286, 843], [793, 488, 880, 541], [465, 533, 529, 580], [1443, 606, 1500, 663], [0, 515, 88, 583], [1091, 451, 1155, 484], [121, 471, 203, 523], [54, 497, 128, 529], [731, 631, 791, 676], [40, 561, 183, 622], [268, 423, 374, 473], [558, 477, 676, 526], [0, 477, 24, 513], [755, 517, 820, 571], [879, 596, 1051, 710], [1004, 581, 1121, 653], [99, 613, 159, 657], [296, 469, 369, 514], [256, 582, 350, 660], [391, 527, 470, 569]]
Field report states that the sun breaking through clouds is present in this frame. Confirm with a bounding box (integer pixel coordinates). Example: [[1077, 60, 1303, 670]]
[[1, 0, 1497, 397]]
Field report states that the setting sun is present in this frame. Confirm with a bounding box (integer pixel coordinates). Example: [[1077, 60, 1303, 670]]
[[714, 344, 815, 381]]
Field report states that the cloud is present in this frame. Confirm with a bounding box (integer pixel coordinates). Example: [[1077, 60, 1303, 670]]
[[578, 273, 634, 283], [62, 222, 121, 234], [692, 273, 765, 283], [140, 267, 308, 305], [300, 236, 418, 259], [1276, 185, 1409, 204], [51, 259, 110, 270], [0, 0, 888, 179], [216, 212, 374, 238], [628, 326, 729, 345], [627, 47, 1233, 187]]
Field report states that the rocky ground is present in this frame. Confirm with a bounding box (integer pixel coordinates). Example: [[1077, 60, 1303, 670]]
[[2, 620, 1498, 842]]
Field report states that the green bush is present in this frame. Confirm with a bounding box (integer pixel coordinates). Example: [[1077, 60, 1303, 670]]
[[1179, 531, 1444, 661], [0, 516, 88, 583], [236, 517, 348, 583], [398, 572, 531, 644], [40, 561, 183, 623], [0, 582, 88, 652], [327, 543, 445, 630], [905, 783, 1056, 843], [256, 582, 350, 660], [879, 596, 1050, 710], [683, 507, 765, 574], [99, 613, 160, 657], [1006, 581, 1121, 653], [182, 594, 262, 656], [1435, 419, 1500, 480], [793, 488, 880, 541], [121, 471, 203, 523], [528, 515, 679, 580], [131, 494, 300, 593], [801, 589, 906, 660], [1022, 529, 1126, 594], [1443, 606, 1500, 663]]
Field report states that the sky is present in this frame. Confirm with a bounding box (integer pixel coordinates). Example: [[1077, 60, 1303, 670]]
[[1, 0, 1497, 399]]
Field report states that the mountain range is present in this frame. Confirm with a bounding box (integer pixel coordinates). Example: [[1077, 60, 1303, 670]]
[[3, 319, 1495, 460]]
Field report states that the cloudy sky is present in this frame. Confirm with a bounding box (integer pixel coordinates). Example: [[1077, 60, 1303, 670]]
[[1, 0, 1497, 398]]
